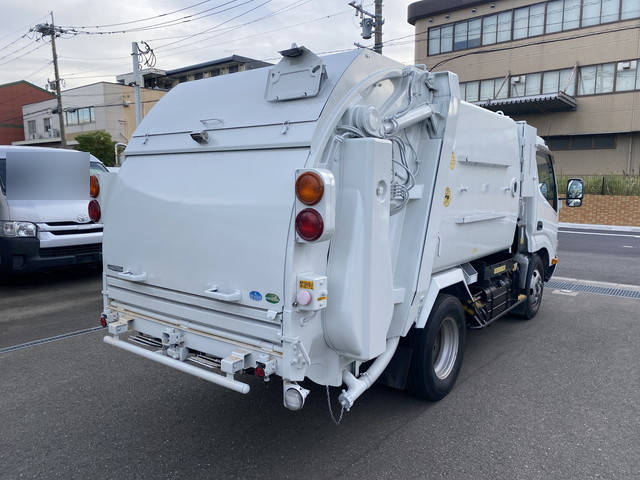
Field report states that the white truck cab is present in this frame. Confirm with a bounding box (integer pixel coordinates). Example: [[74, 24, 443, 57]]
[[0, 146, 103, 274], [99, 47, 583, 414]]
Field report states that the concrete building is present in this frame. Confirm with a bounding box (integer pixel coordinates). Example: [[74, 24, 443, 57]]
[[116, 55, 271, 90], [14, 82, 165, 147], [0, 81, 55, 145], [408, 0, 640, 175]]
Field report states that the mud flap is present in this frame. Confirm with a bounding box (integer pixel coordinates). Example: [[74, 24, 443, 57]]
[[378, 344, 413, 390]]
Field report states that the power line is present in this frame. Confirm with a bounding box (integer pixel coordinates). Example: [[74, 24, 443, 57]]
[[156, 0, 312, 52], [153, 6, 361, 59], [155, 0, 275, 50], [0, 41, 50, 67], [59, 0, 217, 29], [66, 0, 255, 36], [0, 39, 39, 62]]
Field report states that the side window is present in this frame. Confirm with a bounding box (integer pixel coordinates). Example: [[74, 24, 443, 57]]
[[536, 152, 558, 211]]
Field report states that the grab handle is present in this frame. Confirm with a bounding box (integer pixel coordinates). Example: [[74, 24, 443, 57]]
[[115, 271, 147, 282], [203, 286, 242, 302]]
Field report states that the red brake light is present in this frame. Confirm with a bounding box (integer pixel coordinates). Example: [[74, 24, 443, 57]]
[[295, 208, 324, 241], [88, 199, 101, 222]]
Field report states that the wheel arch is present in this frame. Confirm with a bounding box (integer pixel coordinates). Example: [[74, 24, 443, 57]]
[[415, 268, 470, 330]]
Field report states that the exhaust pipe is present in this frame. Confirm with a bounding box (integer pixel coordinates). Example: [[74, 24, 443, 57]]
[[338, 337, 400, 410]]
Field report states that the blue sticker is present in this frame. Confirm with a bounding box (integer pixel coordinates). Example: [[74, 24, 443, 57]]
[[249, 291, 262, 301]]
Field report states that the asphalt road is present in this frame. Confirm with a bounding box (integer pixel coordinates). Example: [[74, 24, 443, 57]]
[[1, 226, 639, 479], [556, 228, 640, 285], [2, 292, 639, 479]]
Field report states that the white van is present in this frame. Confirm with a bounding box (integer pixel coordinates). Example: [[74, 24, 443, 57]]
[[0, 146, 103, 274]]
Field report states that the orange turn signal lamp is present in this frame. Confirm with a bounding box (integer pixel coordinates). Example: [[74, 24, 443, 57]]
[[90, 175, 100, 198], [295, 171, 324, 205]]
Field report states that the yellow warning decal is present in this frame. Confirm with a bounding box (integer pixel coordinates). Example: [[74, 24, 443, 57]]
[[443, 187, 452, 207], [299, 280, 314, 290], [450, 152, 456, 170], [317, 296, 327, 301], [494, 265, 507, 274]]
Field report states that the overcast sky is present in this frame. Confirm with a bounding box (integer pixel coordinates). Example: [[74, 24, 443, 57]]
[[0, 0, 416, 90]]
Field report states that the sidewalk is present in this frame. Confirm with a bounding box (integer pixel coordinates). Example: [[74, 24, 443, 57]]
[[559, 222, 640, 233]]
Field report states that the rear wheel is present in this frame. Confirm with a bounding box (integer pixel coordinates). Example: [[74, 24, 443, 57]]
[[407, 294, 466, 401], [520, 254, 545, 320]]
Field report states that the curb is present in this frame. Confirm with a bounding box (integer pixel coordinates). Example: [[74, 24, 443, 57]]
[[559, 222, 640, 233]]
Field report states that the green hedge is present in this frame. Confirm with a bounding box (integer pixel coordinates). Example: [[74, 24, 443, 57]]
[[556, 175, 640, 196]]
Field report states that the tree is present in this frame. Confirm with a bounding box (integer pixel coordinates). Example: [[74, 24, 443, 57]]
[[74, 130, 116, 166]]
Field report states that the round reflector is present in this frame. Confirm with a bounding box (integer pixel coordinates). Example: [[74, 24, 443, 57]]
[[89, 175, 100, 198], [88, 199, 101, 222], [295, 171, 324, 205], [295, 208, 324, 241]]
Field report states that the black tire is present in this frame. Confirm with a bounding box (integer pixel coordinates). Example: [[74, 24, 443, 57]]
[[520, 254, 545, 320], [407, 294, 466, 401]]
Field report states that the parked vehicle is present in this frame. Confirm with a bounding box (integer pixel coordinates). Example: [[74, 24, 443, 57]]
[[99, 47, 583, 412], [0, 146, 103, 274]]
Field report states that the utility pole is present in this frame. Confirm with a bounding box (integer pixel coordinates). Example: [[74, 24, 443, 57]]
[[36, 12, 66, 147], [131, 42, 142, 127], [348, 1, 384, 54], [374, 0, 383, 54]]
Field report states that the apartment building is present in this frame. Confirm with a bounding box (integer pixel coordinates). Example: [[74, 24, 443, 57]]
[[0, 81, 55, 145], [408, 0, 640, 174], [14, 82, 165, 147], [116, 55, 271, 90]]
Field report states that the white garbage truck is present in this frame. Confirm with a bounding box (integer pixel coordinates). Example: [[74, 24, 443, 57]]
[[98, 46, 583, 413]]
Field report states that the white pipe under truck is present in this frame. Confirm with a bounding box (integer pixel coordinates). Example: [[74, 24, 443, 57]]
[[97, 46, 584, 414]]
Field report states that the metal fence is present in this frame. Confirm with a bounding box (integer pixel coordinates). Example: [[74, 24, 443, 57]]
[[556, 175, 640, 196]]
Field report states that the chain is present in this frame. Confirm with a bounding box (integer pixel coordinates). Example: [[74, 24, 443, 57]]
[[326, 385, 345, 425]]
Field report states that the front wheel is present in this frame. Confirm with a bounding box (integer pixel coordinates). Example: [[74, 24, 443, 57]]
[[407, 294, 466, 401]]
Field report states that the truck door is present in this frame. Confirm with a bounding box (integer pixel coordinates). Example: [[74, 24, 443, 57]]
[[534, 149, 559, 259]]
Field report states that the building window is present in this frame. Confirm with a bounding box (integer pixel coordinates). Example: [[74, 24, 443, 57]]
[[194, 72, 203, 80], [497, 11, 512, 42], [428, 27, 440, 55], [65, 107, 94, 126], [211, 68, 220, 76], [426, 0, 640, 56], [546, 0, 564, 33], [228, 65, 239, 73], [178, 76, 187, 83], [615, 60, 639, 91], [622, 0, 640, 19], [465, 81, 480, 101], [454, 21, 468, 50], [27, 120, 36, 138], [43, 117, 51, 133], [440, 25, 453, 52], [482, 14, 497, 45], [546, 134, 616, 150]]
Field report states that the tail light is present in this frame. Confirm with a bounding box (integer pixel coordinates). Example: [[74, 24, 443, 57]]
[[294, 169, 335, 243], [295, 209, 324, 241], [295, 171, 324, 205], [88, 199, 101, 222], [90, 175, 100, 197]]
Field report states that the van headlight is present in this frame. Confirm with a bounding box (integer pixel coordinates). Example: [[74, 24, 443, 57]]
[[0, 221, 37, 237]]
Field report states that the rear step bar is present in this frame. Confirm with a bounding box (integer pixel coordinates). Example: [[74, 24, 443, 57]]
[[103, 335, 250, 394]]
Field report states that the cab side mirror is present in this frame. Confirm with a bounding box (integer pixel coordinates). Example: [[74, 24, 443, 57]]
[[566, 178, 584, 207]]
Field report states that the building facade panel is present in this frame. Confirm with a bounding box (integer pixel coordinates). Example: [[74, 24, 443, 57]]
[[409, 0, 640, 174]]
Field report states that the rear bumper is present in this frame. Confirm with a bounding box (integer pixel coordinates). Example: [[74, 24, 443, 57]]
[[0, 237, 102, 273]]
